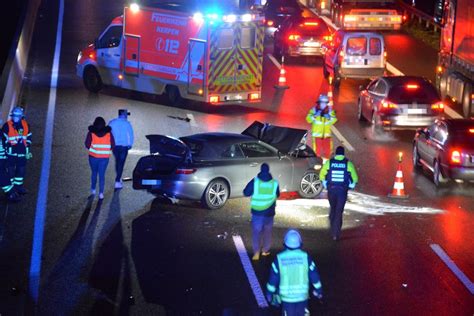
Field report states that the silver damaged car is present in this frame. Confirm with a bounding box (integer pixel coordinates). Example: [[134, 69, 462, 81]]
[[133, 121, 323, 209]]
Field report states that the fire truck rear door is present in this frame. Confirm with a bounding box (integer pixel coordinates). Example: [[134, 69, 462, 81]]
[[187, 39, 206, 95], [124, 34, 140, 76]]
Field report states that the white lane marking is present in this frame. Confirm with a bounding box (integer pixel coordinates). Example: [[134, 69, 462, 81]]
[[186, 113, 198, 127], [29, 0, 65, 303], [277, 191, 444, 215], [430, 244, 474, 295], [318, 12, 464, 119], [267, 53, 281, 69], [232, 235, 269, 308], [331, 126, 355, 151]]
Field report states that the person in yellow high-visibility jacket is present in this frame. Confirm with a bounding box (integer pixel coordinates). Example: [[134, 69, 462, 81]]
[[306, 94, 337, 163]]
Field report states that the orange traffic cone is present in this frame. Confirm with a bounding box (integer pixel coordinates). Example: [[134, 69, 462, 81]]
[[327, 77, 334, 106], [388, 152, 409, 199], [274, 57, 289, 89]]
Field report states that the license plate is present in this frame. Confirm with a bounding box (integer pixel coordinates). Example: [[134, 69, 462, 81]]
[[142, 179, 161, 185], [304, 41, 320, 47], [407, 108, 426, 114]]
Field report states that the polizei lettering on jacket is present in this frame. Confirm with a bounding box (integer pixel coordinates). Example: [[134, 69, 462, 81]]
[[280, 257, 304, 266], [331, 162, 346, 168]]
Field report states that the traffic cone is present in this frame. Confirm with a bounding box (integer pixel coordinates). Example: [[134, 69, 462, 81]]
[[327, 76, 334, 106], [274, 57, 289, 89], [388, 152, 409, 199]]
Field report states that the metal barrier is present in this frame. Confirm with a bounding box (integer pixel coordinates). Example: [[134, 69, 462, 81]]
[[396, 0, 440, 32], [0, 0, 42, 122]]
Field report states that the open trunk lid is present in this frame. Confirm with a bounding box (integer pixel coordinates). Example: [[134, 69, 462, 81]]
[[241, 121, 308, 153]]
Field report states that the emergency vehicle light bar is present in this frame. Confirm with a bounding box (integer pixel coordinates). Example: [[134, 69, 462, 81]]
[[193, 12, 262, 23]]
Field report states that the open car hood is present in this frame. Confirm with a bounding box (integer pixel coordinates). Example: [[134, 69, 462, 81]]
[[146, 135, 192, 162], [241, 121, 308, 153]]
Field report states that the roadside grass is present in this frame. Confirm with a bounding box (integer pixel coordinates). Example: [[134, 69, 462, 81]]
[[402, 19, 440, 50]]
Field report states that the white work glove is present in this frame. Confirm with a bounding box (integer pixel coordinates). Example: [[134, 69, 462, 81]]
[[349, 182, 356, 189]]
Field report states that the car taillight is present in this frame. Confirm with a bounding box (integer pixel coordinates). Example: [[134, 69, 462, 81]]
[[381, 99, 398, 109], [303, 21, 319, 26], [266, 20, 274, 26], [176, 168, 197, 175], [248, 92, 260, 100], [469, 128, 474, 133], [288, 34, 300, 41], [323, 35, 332, 41], [450, 150, 461, 164], [431, 102, 444, 111], [405, 84, 419, 89]]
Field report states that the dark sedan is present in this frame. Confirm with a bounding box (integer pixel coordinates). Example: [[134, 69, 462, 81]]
[[263, 0, 303, 37], [273, 16, 332, 59], [358, 76, 444, 129], [133, 122, 323, 209], [413, 118, 474, 186]]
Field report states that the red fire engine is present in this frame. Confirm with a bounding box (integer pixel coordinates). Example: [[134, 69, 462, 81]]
[[76, 3, 264, 105]]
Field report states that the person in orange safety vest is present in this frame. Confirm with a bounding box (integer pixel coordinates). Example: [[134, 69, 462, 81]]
[[85, 116, 115, 200], [1, 107, 32, 200]]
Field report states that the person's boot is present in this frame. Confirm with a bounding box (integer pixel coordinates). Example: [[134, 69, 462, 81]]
[[15, 186, 28, 195], [7, 191, 21, 203]]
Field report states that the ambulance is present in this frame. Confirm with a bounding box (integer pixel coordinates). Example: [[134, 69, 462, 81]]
[[76, 3, 265, 105]]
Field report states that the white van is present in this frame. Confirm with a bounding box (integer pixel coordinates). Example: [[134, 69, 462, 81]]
[[323, 30, 386, 87]]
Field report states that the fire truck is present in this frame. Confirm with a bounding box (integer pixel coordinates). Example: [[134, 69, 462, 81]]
[[326, 0, 403, 30], [76, 3, 265, 105], [435, 0, 474, 117]]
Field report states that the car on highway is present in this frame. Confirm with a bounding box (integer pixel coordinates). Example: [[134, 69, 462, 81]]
[[273, 16, 332, 59], [263, 0, 303, 37], [413, 118, 474, 186], [357, 76, 444, 129], [133, 121, 323, 209], [323, 30, 386, 87]]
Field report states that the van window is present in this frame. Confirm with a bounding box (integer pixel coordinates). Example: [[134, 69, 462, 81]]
[[217, 28, 234, 49], [346, 37, 367, 56], [241, 28, 256, 49], [369, 38, 382, 55], [98, 26, 122, 49]]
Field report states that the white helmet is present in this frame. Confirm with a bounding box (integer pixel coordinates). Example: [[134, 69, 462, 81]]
[[10, 106, 24, 118], [284, 229, 302, 249], [317, 94, 329, 104]]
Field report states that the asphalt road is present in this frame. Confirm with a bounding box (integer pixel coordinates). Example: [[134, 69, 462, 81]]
[[0, 0, 473, 315]]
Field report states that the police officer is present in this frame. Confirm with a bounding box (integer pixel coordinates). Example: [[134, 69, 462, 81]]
[[305, 94, 337, 163], [2, 107, 32, 196], [244, 163, 280, 261], [266, 229, 323, 315], [319, 146, 358, 240]]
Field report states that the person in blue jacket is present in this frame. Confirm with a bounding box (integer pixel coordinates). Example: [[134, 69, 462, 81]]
[[244, 163, 280, 261]]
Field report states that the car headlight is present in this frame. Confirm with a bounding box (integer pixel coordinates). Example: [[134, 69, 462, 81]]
[[77, 51, 82, 63]]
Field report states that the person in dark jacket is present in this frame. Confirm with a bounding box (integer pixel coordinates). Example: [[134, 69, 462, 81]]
[[244, 163, 280, 261], [85, 117, 115, 199]]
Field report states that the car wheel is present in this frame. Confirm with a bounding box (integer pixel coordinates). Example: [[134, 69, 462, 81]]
[[371, 111, 382, 129], [323, 63, 329, 79], [166, 85, 182, 105], [433, 160, 448, 187], [357, 99, 366, 121], [83, 67, 103, 93], [202, 179, 229, 210], [412, 144, 421, 170], [298, 171, 322, 198]]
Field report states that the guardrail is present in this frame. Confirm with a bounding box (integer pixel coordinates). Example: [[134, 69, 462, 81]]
[[396, 0, 440, 32], [0, 0, 42, 122]]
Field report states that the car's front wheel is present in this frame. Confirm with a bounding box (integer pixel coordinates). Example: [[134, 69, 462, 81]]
[[202, 179, 229, 209], [83, 66, 103, 93], [298, 171, 322, 198], [357, 99, 366, 121], [412, 144, 421, 170]]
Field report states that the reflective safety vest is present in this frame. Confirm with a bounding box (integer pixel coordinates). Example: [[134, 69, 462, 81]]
[[328, 157, 350, 187], [305, 107, 337, 138], [89, 133, 112, 158], [250, 177, 278, 211], [7, 120, 28, 147], [277, 249, 310, 303]]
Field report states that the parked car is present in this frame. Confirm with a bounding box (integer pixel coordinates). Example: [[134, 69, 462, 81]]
[[323, 30, 386, 87], [133, 121, 323, 209], [263, 0, 303, 37], [357, 76, 444, 129], [413, 118, 474, 186], [273, 16, 332, 59]]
